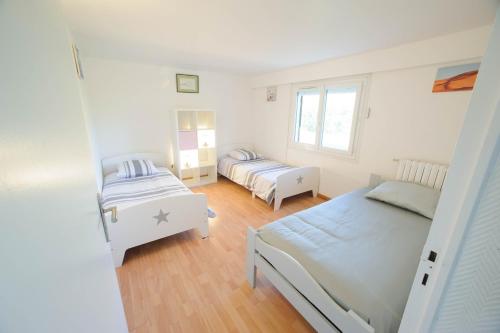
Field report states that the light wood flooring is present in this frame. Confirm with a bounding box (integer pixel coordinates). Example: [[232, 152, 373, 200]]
[[116, 177, 326, 332]]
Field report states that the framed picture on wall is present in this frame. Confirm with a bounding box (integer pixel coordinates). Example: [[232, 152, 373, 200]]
[[266, 86, 277, 102], [432, 63, 480, 93], [176, 74, 199, 93]]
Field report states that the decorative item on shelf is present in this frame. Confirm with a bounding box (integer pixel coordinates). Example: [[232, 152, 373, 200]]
[[178, 130, 198, 150], [176, 74, 199, 93], [197, 129, 215, 148], [180, 149, 199, 170], [432, 63, 480, 93], [266, 86, 277, 102]]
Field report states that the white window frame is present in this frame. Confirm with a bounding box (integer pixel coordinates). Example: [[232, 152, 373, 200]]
[[293, 87, 322, 147], [288, 76, 368, 159]]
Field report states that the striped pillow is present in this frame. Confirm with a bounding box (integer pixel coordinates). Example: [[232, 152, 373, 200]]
[[229, 149, 259, 161], [117, 159, 159, 178]]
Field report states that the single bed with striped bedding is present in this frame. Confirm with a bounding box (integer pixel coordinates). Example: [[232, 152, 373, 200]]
[[101, 167, 191, 210], [99, 153, 210, 267], [218, 156, 295, 204]]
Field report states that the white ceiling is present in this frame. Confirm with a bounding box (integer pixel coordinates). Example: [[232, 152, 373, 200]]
[[61, 0, 497, 73]]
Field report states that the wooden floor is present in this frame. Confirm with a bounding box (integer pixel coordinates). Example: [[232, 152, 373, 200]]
[[116, 177, 326, 333]]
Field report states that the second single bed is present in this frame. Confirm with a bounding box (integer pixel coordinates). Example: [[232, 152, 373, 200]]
[[218, 152, 320, 211]]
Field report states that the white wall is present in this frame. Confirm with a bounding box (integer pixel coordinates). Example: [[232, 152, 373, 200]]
[[81, 26, 492, 198], [78, 72, 104, 190], [0, 1, 127, 332], [251, 26, 491, 87], [251, 26, 491, 197], [82, 57, 253, 167]]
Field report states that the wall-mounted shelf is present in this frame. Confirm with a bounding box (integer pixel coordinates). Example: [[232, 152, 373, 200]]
[[173, 110, 217, 187]]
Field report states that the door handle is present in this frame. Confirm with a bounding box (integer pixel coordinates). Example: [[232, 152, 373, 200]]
[[96, 193, 118, 223], [102, 206, 118, 223]]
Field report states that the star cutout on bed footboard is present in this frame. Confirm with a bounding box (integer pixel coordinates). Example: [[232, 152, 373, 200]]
[[296, 175, 303, 184], [153, 209, 169, 225]]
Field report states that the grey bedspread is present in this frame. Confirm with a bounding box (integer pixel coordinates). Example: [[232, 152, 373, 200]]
[[258, 188, 431, 333]]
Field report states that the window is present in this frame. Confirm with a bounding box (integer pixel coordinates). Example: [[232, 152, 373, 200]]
[[322, 86, 358, 151], [294, 89, 320, 145], [290, 78, 365, 157]]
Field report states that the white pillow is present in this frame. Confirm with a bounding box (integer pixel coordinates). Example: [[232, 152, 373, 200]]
[[117, 159, 159, 178], [229, 149, 259, 161], [365, 181, 440, 219]]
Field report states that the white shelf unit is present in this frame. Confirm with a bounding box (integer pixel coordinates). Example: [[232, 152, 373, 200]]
[[173, 109, 217, 187]]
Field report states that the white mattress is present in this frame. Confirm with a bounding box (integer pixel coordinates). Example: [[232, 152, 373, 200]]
[[258, 188, 431, 333], [101, 167, 191, 210], [217, 156, 293, 204]]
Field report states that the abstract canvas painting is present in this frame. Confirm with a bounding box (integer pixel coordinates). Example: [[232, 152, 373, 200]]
[[432, 63, 480, 93]]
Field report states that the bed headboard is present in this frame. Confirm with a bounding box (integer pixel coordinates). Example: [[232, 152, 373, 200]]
[[370, 158, 449, 191], [101, 152, 168, 176], [217, 142, 254, 158], [395, 159, 448, 190]]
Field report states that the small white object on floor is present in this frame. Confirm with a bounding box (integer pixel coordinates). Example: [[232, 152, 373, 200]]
[[208, 208, 216, 218]]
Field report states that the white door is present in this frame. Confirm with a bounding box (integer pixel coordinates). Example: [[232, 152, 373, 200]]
[[399, 4, 500, 332], [0, 1, 127, 332]]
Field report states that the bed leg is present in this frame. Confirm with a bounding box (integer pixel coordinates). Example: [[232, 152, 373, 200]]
[[112, 248, 126, 268], [312, 187, 318, 197], [198, 220, 209, 238], [246, 227, 257, 288], [274, 197, 283, 211], [252, 191, 256, 199]]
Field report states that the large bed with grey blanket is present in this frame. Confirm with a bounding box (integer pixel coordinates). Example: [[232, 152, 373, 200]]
[[258, 188, 430, 332], [247, 159, 448, 333], [218, 155, 320, 211]]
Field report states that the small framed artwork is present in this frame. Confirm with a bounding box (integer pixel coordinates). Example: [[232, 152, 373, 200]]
[[432, 63, 480, 93], [176, 74, 199, 93], [266, 86, 277, 102]]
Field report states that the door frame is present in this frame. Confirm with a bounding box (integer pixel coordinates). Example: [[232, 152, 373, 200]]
[[399, 6, 500, 331], [404, 103, 499, 332]]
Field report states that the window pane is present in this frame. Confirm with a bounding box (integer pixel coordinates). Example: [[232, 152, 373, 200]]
[[321, 87, 358, 151], [295, 90, 320, 145]]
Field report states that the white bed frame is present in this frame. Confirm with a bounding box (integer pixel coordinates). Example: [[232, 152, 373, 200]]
[[99, 153, 209, 267], [246, 159, 448, 332], [219, 143, 320, 211]]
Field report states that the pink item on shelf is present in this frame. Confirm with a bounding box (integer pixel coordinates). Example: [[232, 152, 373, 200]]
[[179, 130, 198, 150]]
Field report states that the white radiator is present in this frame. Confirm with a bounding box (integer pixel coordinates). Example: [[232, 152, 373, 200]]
[[396, 159, 448, 190]]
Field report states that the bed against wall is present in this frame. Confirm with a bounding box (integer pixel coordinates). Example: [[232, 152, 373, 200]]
[[217, 144, 320, 211], [246, 158, 448, 333], [98, 153, 209, 267]]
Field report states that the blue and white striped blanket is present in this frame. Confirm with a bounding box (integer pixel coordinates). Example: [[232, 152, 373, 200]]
[[218, 156, 294, 204], [101, 168, 191, 210]]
